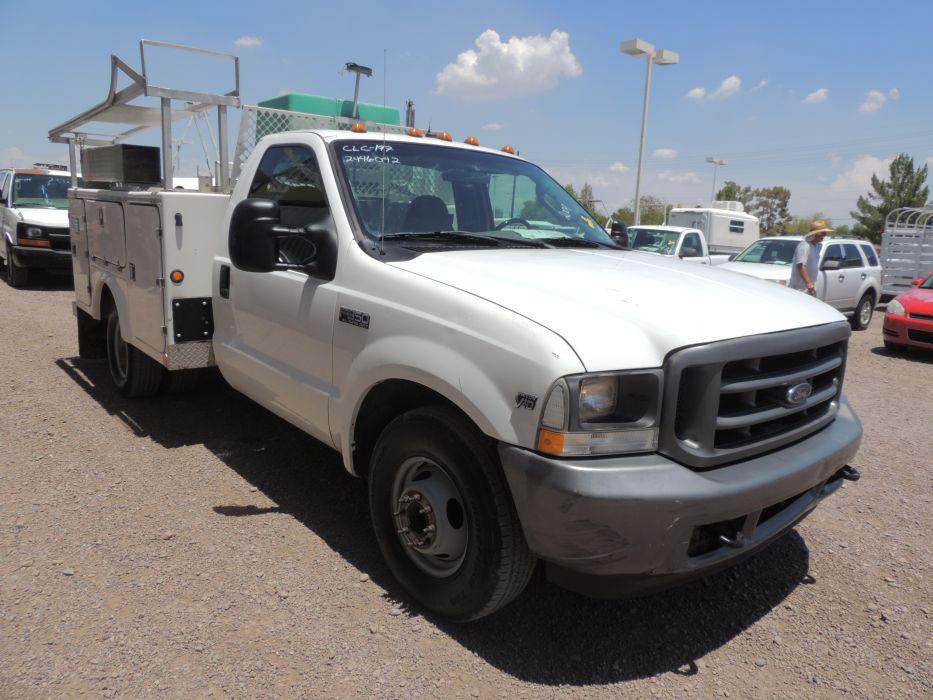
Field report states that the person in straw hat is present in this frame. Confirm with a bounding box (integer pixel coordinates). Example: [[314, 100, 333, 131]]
[[788, 219, 833, 295]]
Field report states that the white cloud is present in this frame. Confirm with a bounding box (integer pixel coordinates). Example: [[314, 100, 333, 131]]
[[751, 79, 768, 91], [482, 122, 504, 130], [859, 88, 899, 113], [803, 88, 829, 104], [436, 29, 582, 99], [685, 75, 741, 101], [234, 36, 262, 48], [657, 171, 701, 184], [653, 148, 678, 160], [829, 155, 891, 192], [608, 161, 630, 173]]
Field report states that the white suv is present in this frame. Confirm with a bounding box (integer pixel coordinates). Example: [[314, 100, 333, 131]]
[[719, 236, 882, 329]]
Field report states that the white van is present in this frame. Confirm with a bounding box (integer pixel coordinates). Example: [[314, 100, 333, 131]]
[[0, 166, 74, 286]]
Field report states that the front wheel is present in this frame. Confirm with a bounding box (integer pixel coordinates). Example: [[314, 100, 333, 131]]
[[4, 243, 29, 288], [106, 308, 163, 397], [851, 293, 875, 330], [369, 406, 535, 621]]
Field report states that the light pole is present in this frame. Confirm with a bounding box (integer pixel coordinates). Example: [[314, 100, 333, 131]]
[[706, 156, 727, 202], [621, 39, 679, 225]]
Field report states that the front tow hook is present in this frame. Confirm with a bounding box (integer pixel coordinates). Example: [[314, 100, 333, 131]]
[[839, 465, 861, 482]]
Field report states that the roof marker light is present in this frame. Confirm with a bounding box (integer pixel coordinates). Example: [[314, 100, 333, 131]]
[[501, 145, 516, 155], [350, 122, 367, 133], [436, 131, 453, 142], [464, 136, 479, 146], [407, 127, 424, 137]]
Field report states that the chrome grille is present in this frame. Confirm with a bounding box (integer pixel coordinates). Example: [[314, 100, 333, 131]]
[[660, 322, 851, 469]]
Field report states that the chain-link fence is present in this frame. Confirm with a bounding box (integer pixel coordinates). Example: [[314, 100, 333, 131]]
[[232, 105, 408, 183]]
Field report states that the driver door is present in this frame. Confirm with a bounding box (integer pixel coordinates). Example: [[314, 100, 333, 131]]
[[215, 144, 338, 445]]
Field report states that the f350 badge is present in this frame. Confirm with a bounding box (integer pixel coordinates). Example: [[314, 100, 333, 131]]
[[515, 393, 538, 410]]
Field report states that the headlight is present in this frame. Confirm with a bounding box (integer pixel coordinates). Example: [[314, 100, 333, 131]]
[[25, 226, 44, 239], [887, 298, 905, 316], [537, 370, 662, 457]]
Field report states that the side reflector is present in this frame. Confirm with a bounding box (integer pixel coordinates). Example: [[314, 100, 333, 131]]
[[464, 136, 479, 146], [407, 127, 424, 137], [501, 145, 516, 155], [169, 270, 184, 284], [536, 429, 565, 456], [350, 122, 367, 133]]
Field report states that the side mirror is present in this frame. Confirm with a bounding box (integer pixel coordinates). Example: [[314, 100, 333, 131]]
[[680, 247, 699, 258], [610, 221, 629, 248], [229, 198, 337, 280], [821, 258, 841, 271], [913, 277, 925, 286], [728, 253, 737, 261]]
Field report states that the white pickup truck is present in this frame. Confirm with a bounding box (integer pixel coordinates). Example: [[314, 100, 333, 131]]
[[626, 225, 731, 265], [50, 41, 864, 621]]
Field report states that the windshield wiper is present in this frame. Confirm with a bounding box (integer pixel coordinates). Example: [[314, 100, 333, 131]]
[[381, 230, 502, 246], [538, 237, 616, 249]]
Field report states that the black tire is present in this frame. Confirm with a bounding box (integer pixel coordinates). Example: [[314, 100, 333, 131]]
[[161, 369, 201, 395], [76, 309, 107, 359], [5, 242, 29, 288], [850, 293, 875, 331], [106, 309, 163, 397], [369, 406, 535, 622]]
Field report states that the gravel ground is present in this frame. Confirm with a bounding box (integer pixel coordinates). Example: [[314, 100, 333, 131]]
[[1, 272, 931, 699]]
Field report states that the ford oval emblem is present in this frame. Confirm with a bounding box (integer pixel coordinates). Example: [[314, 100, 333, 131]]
[[786, 381, 813, 405]]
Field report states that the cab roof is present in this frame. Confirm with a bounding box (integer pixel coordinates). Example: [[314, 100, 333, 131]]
[[293, 129, 526, 160]]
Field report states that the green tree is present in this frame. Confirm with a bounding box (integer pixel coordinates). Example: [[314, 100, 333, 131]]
[[563, 183, 578, 199], [611, 206, 634, 225], [851, 153, 929, 244], [753, 186, 792, 235], [715, 181, 755, 207], [638, 195, 668, 225], [786, 212, 829, 235]]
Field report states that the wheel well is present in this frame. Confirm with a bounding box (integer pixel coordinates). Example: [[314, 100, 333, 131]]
[[351, 380, 471, 478], [99, 284, 115, 318]]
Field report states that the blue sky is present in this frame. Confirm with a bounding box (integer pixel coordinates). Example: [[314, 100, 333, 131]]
[[2, 0, 931, 221]]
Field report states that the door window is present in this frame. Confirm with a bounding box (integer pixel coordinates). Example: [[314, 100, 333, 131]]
[[859, 244, 879, 267], [822, 244, 843, 266], [0, 172, 10, 202], [248, 145, 331, 266], [841, 243, 864, 269], [681, 232, 702, 257]]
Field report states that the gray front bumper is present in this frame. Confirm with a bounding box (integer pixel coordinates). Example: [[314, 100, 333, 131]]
[[499, 396, 862, 597]]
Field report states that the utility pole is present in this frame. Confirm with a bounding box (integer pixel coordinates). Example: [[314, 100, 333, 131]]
[[706, 156, 727, 202]]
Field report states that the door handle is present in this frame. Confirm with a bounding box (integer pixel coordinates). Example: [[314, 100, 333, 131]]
[[219, 264, 231, 299], [837, 274, 845, 282], [861, 272, 867, 280]]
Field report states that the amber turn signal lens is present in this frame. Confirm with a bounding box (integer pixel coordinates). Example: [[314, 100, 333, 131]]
[[536, 428, 566, 456], [464, 136, 479, 146], [436, 131, 453, 142], [350, 122, 367, 133], [501, 145, 516, 155], [16, 238, 51, 248], [407, 127, 424, 137], [169, 270, 184, 284]]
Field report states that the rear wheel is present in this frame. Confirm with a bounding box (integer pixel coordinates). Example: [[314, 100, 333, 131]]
[[106, 308, 163, 397], [369, 406, 535, 621], [4, 242, 29, 288], [851, 293, 874, 331]]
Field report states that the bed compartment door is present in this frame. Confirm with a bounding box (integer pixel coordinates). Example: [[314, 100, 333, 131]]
[[124, 203, 166, 358], [69, 199, 91, 306]]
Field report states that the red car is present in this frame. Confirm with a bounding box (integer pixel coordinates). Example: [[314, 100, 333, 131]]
[[883, 273, 933, 351]]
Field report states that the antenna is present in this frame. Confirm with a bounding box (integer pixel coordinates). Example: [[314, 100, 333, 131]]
[[345, 62, 373, 120], [379, 50, 387, 255]]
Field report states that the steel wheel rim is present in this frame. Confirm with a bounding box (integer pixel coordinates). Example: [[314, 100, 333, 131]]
[[859, 300, 872, 325], [391, 456, 468, 578], [110, 320, 129, 383]]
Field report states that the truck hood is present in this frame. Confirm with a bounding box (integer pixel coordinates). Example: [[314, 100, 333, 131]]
[[390, 248, 843, 371], [11, 207, 69, 227], [717, 260, 791, 281]]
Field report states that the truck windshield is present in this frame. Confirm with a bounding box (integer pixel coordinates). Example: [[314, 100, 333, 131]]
[[628, 228, 679, 255], [334, 139, 614, 246], [733, 239, 799, 265], [12, 174, 71, 209]]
